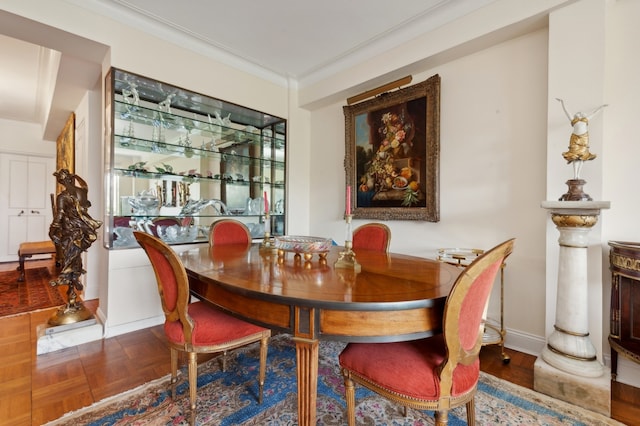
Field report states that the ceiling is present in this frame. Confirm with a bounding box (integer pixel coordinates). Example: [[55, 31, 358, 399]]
[[98, 0, 493, 82], [0, 0, 493, 140]]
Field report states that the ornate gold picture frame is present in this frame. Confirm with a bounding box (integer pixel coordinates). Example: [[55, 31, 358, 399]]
[[344, 74, 440, 221]]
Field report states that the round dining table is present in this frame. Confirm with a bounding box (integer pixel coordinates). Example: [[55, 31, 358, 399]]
[[180, 243, 462, 426]]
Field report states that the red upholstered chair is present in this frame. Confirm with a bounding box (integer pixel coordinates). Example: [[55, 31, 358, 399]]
[[209, 218, 252, 247], [339, 238, 515, 426], [113, 216, 132, 227], [133, 231, 270, 424], [352, 223, 391, 252]]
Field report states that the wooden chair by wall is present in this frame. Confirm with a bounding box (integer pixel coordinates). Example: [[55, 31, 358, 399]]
[[339, 238, 515, 425], [133, 231, 270, 425], [208, 218, 252, 247], [352, 223, 391, 252]]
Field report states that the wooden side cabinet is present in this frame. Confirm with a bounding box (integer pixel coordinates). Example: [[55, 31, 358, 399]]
[[609, 241, 640, 380]]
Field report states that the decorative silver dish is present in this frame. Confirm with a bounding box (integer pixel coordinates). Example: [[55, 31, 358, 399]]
[[437, 248, 484, 266]]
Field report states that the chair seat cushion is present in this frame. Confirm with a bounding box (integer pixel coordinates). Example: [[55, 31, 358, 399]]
[[164, 301, 266, 346], [339, 334, 479, 401], [18, 241, 56, 256]]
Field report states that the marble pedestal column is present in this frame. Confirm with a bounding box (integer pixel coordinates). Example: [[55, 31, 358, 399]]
[[535, 200, 611, 415], [540, 201, 609, 376]]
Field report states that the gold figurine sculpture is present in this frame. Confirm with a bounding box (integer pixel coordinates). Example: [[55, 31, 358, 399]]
[[48, 169, 102, 325], [556, 98, 608, 201], [556, 98, 608, 179]]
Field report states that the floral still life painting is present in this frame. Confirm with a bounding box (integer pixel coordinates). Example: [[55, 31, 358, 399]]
[[344, 74, 440, 221]]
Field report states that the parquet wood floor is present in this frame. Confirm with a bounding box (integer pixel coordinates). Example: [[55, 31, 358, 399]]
[[0, 260, 638, 425]]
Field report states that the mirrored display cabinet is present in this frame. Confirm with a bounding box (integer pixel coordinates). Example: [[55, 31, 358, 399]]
[[104, 68, 286, 249]]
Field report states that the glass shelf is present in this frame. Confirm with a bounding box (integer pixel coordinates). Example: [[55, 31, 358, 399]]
[[112, 138, 285, 168], [113, 100, 284, 148]]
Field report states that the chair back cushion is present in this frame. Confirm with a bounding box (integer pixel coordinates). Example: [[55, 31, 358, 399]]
[[438, 239, 514, 395], [133, 231, 193, 338], [458, 259, 503, 350], [209, 219, 251, 247], [140, 239, 180, 310], [352, 223, 391, 252]]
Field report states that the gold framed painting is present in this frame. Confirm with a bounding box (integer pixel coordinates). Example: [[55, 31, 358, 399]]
[[344, 74, 440, 221], [56, 113, 75, 193]]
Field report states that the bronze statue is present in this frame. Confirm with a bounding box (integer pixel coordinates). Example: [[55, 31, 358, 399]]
[[48, 169, 102, 325]]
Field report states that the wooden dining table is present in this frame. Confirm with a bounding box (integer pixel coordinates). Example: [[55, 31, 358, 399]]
[[180, 243, 462, 426]]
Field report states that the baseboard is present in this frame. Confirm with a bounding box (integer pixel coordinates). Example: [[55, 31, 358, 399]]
[[489, 320, 640, 389], [103, 314, 164, 338], [609, 357, 640, 388], [486, 319, 546, 357]]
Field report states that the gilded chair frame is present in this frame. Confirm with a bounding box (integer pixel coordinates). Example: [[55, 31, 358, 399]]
[[134, 231, 270, 424], [341, 238, 514, 425]]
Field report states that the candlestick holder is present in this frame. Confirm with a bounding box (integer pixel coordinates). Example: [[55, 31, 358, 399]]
[[260, 213, 275, 251], [334, 214, 361, 272]]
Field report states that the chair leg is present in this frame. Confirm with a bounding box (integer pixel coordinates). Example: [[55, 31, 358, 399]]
[[258, 336, 268, 404], [17, 254, 27, 282], [170, 347, 178, 399], [435, 410, 449, 426], [188, 352, 198, 414], [342, 371, 356, 426], [466, 398, 476, 425], [220, 350, 228, 372]]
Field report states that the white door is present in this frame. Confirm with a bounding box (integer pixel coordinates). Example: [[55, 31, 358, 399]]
[[0, 153, 56, 262]]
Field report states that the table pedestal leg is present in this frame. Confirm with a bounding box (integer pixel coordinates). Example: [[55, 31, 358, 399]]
[[293, 337, 319, 426]]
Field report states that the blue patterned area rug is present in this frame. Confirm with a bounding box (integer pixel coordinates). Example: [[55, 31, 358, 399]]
[[45, 334, 622, 425]]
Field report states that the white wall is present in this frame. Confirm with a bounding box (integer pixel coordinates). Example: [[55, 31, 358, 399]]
[[309, 29, 549, 353], [0, 118, 55, 157], [601, 0, 640, 387], [74, 81, 104, 301], [604, 0, 640, 234]]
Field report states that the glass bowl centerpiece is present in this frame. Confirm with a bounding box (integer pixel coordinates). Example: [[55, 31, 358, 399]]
[[274, 236, 332, 261]]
